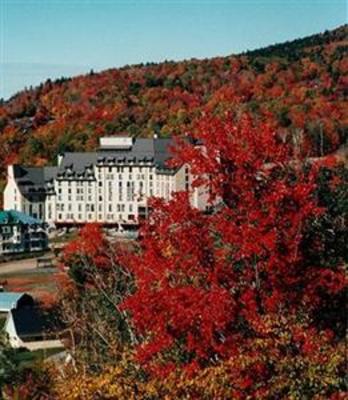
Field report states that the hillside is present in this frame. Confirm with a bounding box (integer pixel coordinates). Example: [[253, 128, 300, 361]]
[[0, 25, 347, 191]]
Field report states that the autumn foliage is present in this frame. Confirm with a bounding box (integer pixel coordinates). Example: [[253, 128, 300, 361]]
[[46, 114, 347, 399], [2, 25, 347, 399], [0, 25, 347, 199], [120, 115, 346, 382]]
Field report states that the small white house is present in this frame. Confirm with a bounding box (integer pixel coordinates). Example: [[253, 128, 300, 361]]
[[4, 306, 64, 351]]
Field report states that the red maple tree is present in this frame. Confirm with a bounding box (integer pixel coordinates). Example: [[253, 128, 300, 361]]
[[121, 114, 345, 376]]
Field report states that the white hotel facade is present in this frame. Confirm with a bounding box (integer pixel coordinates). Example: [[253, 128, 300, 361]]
[[3, 136, 209, 227]]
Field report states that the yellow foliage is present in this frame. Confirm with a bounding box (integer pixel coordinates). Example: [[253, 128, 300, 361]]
[[53, 316, 346, 400]]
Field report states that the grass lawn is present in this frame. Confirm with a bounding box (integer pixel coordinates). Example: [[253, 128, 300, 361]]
[[15, 347, 64, 368], [0, 314, 7, 329], [50, 230, 78, 244]]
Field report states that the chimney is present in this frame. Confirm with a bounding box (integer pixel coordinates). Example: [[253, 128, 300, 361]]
[[57, 153, 64, 166]]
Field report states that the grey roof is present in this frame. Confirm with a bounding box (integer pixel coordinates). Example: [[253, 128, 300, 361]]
[[154, 138, 176, 170], [13, 137, 180, 192], [57, 137, 178, 178], [13, 165, 58, 196], [57, 152, 97, 177]]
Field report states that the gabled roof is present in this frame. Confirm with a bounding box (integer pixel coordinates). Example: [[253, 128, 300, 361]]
[[0, 292, 33, 312], [0, 210, 44, 225], [57, 137, 179, 177], [13, 165, 58, 195], [12, 137, 184, 187], [11, 306, 52, 340]]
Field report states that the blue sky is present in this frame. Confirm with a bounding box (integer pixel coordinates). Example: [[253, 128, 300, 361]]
[[0, 0, 346, 99]]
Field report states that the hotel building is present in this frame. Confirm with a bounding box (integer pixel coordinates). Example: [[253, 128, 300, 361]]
[[3, 136, 209, 227]]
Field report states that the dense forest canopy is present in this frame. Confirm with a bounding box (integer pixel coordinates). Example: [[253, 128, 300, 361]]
[[0, 25, 347, 189]]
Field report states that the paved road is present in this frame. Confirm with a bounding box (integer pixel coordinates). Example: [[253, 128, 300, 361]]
[[0, 252, 55, 275]]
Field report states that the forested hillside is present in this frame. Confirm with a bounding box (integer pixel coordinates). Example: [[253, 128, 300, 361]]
[[1, 25, 347, 398], [0, 25, 347, 187]]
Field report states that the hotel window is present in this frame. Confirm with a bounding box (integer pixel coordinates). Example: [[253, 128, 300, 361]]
[[126, 182, 131, 201], [118, 182, 123, 201], [139, 181, 144, 196]]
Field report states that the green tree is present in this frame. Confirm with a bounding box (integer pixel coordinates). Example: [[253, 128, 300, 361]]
[[0, 330, 18, 397]]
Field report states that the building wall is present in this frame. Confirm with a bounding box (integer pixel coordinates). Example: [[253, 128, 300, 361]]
[[3, 166, 24, 213], [4, 313, 19, 348], [4, 314, 63, 350], [51, 163, 183, 225], [4, 154, 210, 227]]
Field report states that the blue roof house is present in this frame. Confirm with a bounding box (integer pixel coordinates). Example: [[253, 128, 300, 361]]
[[0, 210, 48, 256], [0, 292, 34, 313]]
